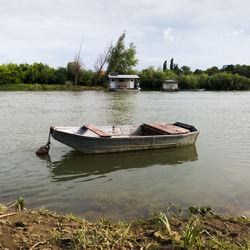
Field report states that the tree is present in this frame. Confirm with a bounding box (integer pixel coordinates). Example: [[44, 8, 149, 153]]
[[163, 60, 167, 71], [72, 41, 83, 85], [55, 67, 67, 84], [173, 63, 181, 74], [181, 65, 191, 75], [223, 64, 235, 74], [194, 69, 203, 75], [107, 32, 138, 74], [170, 58, 174, 70], [94, 43, 112, 85], [206, 66, 219, 75]]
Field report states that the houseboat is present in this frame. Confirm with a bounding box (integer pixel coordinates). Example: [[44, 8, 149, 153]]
[[162, 79, 179, 91], [108, 72, 140, 91]]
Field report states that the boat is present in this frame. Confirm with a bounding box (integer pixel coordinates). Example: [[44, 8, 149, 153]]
[[178, 89, 205, 92], [47, 122, 199, 154], [109, 87, 141, 92]]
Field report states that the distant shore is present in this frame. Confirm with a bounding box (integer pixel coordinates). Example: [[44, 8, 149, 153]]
[[0, 83, 105, 91], [0, 203, 249, 249]]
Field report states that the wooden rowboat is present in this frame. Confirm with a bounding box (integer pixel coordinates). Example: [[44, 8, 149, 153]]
[[49, 122, 199, 154]]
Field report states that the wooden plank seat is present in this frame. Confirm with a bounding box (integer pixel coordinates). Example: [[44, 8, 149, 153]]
[[83, 125, 111, 137], [143, 122, 189, 135]]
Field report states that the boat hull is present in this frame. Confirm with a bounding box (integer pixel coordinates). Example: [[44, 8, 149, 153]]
[[51, 124, 199, 154], [109, 88, 141, 92]]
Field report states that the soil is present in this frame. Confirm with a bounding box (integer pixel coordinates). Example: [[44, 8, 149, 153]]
[[0, 209, 249, 249]]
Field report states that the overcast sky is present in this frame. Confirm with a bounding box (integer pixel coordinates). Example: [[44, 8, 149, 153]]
[[1, 0, 249, 70]]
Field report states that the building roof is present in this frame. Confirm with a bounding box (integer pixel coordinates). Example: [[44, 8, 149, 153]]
[[163, 79, 179, 83], [108, 74, 140, 79]]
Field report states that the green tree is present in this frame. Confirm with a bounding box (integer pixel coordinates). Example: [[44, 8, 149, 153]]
[[194, 69, 203, 75], [170, 58, 174, 70], [54, 67, 67, 84], [173, 63, 181, 74], [163, 60, 167, 71], [181, 65, 191, 75], [206, 66, 219, 75], [107, 32, 138, 74]]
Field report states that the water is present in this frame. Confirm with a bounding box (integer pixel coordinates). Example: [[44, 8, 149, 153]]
[[0, 91, 249, 221]]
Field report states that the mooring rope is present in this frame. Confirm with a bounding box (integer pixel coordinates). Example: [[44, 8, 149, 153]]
[[36, 129, 52, 155]]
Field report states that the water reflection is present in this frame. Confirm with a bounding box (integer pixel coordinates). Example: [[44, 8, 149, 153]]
[[106, 92, 138, 125], [46, 146, 198, 182]]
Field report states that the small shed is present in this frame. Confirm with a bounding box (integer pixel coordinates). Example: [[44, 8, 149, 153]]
[[108, 72, 140, 91], [162, 79, 179, 91]]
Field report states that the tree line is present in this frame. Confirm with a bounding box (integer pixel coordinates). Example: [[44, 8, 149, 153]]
[[1, 32, 250, 90]]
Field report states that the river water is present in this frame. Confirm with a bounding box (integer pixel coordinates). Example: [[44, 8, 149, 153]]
[[0, 91, 249, 221]]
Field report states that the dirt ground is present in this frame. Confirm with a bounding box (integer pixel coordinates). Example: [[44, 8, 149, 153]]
[[0, 208, 249, 249]]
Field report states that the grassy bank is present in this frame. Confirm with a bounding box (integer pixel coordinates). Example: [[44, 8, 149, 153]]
[[0, 83, 105, 91], [0, 202, 249, 249]]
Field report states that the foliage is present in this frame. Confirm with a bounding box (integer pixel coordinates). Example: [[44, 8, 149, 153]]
[[0, 60, 250, 90], [154, 212, 172, 234], [106, 32, 138, 74], [181, 65, 192, 75], [189, 205, 216, 217], [170, 58, 174, 70], [15, 197, 25, 212], [183, 217, 203, 249], [78, 70, 95, 86], [163, 60, 167, 71], [139, 66, 250, 90]]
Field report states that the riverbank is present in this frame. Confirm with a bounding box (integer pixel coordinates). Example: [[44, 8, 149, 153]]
[[0, 83, 105, 91], [0, 203, 249, 249]]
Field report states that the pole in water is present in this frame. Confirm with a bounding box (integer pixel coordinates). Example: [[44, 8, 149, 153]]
[[36, 130, 51, 155]]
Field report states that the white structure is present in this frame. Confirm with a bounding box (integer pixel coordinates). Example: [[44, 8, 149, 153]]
[[162, 79, 179, 91], [108, 73, 140, 91]]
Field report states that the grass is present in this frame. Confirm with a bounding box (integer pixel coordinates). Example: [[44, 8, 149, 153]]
[[0, 203, 8, 213], [183, 217, 203, 249], [15, 196, 25, 212], [0, 201, 249, 249], [0, 83, 105, 91]]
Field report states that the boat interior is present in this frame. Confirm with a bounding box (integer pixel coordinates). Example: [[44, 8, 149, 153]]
[[70, 122, 197, 138]]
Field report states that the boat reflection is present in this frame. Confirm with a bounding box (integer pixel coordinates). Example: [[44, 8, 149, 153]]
[[46, 145, 198, 182]]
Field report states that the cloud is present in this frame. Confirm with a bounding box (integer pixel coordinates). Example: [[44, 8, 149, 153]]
[[0, 0, 250, 70], [232, 30, 244, 36], [163, 27, 174, 41]]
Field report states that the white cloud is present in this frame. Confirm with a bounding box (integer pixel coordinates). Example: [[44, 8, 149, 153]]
[[232, 30, 244, 36], [163, 27, 174, 41]]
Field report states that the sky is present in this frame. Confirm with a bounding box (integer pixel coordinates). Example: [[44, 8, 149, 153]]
[[0, 0, 250, 71]]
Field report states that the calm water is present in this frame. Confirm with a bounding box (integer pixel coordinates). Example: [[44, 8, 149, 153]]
[[0, 91, 249, 221]]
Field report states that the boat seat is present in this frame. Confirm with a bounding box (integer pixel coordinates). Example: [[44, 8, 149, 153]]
[[143, 122, 189, 135], [83, 125, 111, 137]]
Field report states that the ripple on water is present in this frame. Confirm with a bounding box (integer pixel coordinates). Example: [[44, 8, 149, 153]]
[[0, 91, 250, 220]]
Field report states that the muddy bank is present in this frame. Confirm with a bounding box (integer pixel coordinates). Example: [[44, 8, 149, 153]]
[[0, 204, 249, 249]]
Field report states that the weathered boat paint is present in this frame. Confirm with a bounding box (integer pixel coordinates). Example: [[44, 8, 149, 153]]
[[50, 122, 199, 154]]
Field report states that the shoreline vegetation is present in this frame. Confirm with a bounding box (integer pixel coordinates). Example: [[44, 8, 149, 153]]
[[1, 62, 250, 91], [0, 201, 249, 249], [1, 33, 250, 91], [0, 83, 105, 91]]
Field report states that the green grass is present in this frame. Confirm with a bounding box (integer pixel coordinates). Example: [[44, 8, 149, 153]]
[[0, 83, 105, 91], [15, 196, 25, 212], [0, 201, 249, 249], [183, 217, 203, 249]]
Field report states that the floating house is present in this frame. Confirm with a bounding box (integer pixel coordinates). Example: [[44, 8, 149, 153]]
[[108, 72, 140, 91], [162, 79, 179, 91]]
